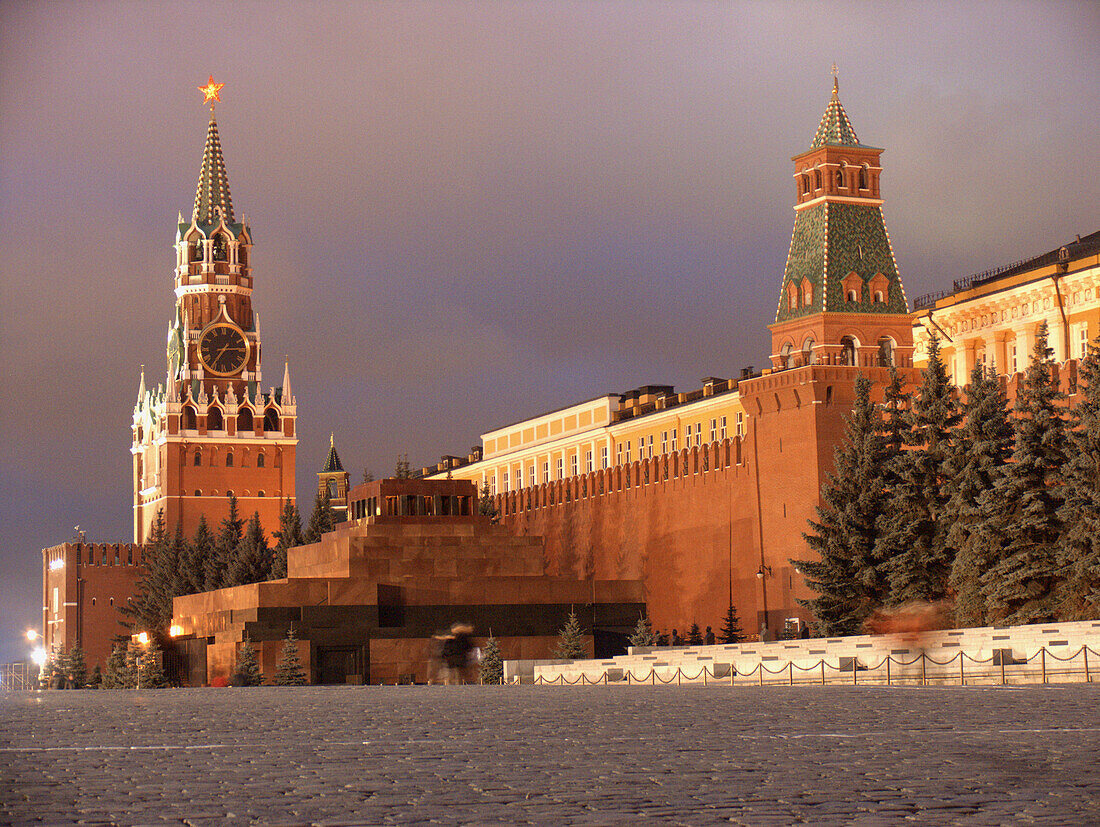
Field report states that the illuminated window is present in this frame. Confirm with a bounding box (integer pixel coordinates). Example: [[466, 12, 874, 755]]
[[720, 416, 727, 440], [671, 429, 677, 452], [710, 419, 718, 443], [661, 431, 668, 454]]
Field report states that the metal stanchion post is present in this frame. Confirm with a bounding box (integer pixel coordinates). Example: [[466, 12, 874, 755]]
[[1001, 653, 1006, 686], [853, 658, 857, 685], [1041, 648, 1047, 684], [959, 653, 964, 686], [1085, 647, 1090, 683], [921, 653, 926, 686], [758, 664, 763, 687], [788, 661, 793, 686], [677, 668, 681, 687], [821, 660, 825, 686], [886, 657, 891, 686]]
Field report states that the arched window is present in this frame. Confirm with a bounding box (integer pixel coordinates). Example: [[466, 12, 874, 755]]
[[256, 453, 265, 468], [238, 245, 248, 267], [195, 489, 202, 496], [212, 233, 228, 261], [873, 290, 884, 303], [226, 452, 234, 467], [190, 239, 203, 263], [237, 408, 253, 432], [780, 342, 793, 369], [183, 406, 197, 430], [264, 409, 279, 433], [226, 490, 234, 498], [801, 337, 816, 365], [208, 407, 223, 431], [802, 279, 812, 307], [835, 166, 845, 189], [327, 480, 338, 499], [877, 336, 896, 367], [193, 450, 202, 467], [91, 597, 96, 606], [859, 165, 868, 189], [840, 336, 858, 366], [814, 168, 822, 190], [847, 289, 859, 302], [258, 490, 265, 498]]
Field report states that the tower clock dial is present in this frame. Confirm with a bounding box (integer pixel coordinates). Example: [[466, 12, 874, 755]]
[[198, 323, 249, 376]]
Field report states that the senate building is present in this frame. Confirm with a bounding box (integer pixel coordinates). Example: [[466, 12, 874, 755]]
[[38, 75, 1098, 684]]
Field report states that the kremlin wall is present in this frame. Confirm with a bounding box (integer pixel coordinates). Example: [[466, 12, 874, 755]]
[[37, 77, 1100, 684]]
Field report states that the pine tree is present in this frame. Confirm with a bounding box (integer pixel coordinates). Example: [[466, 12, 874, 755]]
[[362, 469, 374, 484], [879, 363, 910, 461], [719, 601, 745, 643], [394, 454, 412, 479], [124, 645, 140, 689], [122, 510, 177, 634], [302, 490, 336, 544], [876, 335, 960, 604], [103, 644, 128, 689], [271, 498, 304, 579], [981, 323, 1067, 625], [946, 364, 1013, 626], [795, 374, 890, 634], [136, 640, 168, 688], [273, 627, 308, 686], [478, 481, 499, 522], [232, 636, 264, 686], [687, 622, 704, 646], [628, 614, 656, 647], [479, 635, 504, 684], [39, 649, 59, 689], [227, 512, 272, 586], [1057, 335, 1100, 618], [67, 643, 88, 689], [208, 494, 244, 590], [551, 610, 586, 659], [182, 516, 216, 594]]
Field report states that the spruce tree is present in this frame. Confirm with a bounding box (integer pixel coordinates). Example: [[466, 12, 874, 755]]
[[879, 363, 910, 461], [271, 498, 304, 579], [124, 645, 140, 689], [981, 323, 1067, 625], [362, 469, 375, 484], [628, 614, 656, 647], [227, 512, 272, 586], [302, 490, 336, 544], [687, 622, 704, 646], [208, 494, 244, 590], [136, 640, 168, 688], [1057, 335, 1100, 618], [182, 516, 216, 594], [478, 482, 499, 522], [946, 364, 1013, 626], [551, 611, 586, 659], [877, 335, 960, 604], [719, 601, 745, 644], [103, 644, 128, 689], [479, 635, 504, 684], [67, 643, 88, 689], [795, 374, 890, 634], [122, 510, 177, 634], [273, 627, 308, 686], [232, 636, 264, 686], [394, 454, 412, 479]]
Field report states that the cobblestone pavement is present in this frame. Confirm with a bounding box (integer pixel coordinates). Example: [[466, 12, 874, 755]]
[[2, 685, 1099, 825]]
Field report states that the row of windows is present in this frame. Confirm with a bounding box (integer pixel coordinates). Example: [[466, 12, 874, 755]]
[[191, 489, 266, 497], [185, 234, 247, 265], [779, 336, 896, 369], [964, 322, 1090, 376], [798, 162, 871, 196], [485, 418, 742, 495], [183, 407, 280, 432], [85, 547, 137, 565], [193, 449, 265, 467]]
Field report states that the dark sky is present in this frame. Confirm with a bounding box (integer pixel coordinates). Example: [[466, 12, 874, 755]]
[[2, 1, 1098, 663]]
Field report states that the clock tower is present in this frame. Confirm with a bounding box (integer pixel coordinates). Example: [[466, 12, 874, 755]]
[[132, 79, 297, 544]]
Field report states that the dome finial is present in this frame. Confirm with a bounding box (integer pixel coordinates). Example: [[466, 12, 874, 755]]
[[832, 62, 839, 94]]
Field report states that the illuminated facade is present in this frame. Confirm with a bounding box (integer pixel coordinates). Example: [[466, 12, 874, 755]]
[[912, 232, 1100, 380]]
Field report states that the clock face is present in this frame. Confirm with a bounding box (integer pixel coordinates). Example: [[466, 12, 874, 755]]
[[198, 324, 249, 376]]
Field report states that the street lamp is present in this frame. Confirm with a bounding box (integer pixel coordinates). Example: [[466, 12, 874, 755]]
[[25, 629, 39, 642], [756, 564, 773, 579]]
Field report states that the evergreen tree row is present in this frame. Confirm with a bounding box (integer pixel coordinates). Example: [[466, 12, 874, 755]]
[[125, 492, 337, 638], [797, 324, 1100, 633]]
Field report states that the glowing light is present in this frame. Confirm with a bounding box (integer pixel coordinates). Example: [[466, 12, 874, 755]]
[[169, 625, 182, 638], [198, 75, 225, 106], [25, 629, 39, 642], [31, 647, 47, 667], [137, 632, 149, 645], [49, 559, 64, 570]]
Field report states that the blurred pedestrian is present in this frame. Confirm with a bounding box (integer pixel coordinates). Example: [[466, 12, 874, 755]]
[[704, 626, 716, 645], [445, 622, 476, 684], [671, 629, 682, 647]]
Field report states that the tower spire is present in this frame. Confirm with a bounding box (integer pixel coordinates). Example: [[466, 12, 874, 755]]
[[193, 106, 234, 224], [811, 73, 860, 150]]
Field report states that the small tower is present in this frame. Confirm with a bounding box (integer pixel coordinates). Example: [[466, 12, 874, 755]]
[[318, 433, 349, 523], [769, 73, 914, 371]]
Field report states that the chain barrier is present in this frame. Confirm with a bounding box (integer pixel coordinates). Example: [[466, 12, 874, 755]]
[[526, 645, 1100, 688]]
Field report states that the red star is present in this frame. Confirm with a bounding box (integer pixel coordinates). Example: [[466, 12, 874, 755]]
[[198, 75, 225, 106]]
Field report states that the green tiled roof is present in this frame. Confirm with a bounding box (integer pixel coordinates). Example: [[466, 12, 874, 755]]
[[193, 111, 234, 224], [322, 434, 344, 473], [810, 84, 861, 149], [776, 202, 907, 322]]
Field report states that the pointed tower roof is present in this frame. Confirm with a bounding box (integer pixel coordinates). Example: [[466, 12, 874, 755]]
[[810, 77, 861, 149], [136, 365, 146, 406], [193, 109, 234, 224], [322, 433, 344, 473]]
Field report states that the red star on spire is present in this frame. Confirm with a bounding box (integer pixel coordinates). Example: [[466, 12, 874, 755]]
[[198, 75, 225, 106]]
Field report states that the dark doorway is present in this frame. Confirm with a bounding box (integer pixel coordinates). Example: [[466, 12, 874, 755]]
[[317, 645, 367, 685]]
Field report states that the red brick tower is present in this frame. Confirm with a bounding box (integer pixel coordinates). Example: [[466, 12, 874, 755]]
[[132, 82, 297, 543]]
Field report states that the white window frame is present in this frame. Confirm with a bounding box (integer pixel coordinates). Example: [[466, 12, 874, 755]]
[[601, 446, 609, 469], [585, 450, 593, 473]]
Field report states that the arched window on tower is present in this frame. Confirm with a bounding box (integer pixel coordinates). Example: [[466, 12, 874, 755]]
[[801, 337, 816, 366], [237, 408, 253, 432], [814, 168, 822, 190], [780, 342, 793, 370], [226, 452, 234, 467], [835, 164, 846, 189], [183, 406, 197, 430], [877, 336, 896, 367], [193, 450, 202, 467], [212, 233, 228, 262], [190, 238, 203, 264], [207, 407, 224, 431], [859, 164, 869, 190], [256, 453, 265, 468], [327, 480, 338, 499], [264, 409, 280, 433], [840, 336, 859, 366]]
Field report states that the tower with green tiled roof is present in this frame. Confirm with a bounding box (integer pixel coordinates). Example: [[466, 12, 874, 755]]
[[131, 80, 298, 546], [318, 433, 349, 523], [768, 76, 914, 371]]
